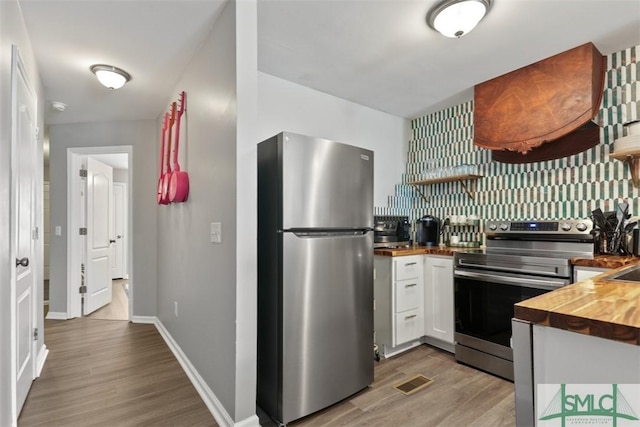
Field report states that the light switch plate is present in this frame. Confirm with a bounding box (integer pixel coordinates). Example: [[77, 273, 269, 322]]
[[210, 222, 222, 243], [55, 225, 62, 236]]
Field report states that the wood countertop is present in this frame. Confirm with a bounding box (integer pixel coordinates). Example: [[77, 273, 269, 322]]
[[373, 245, 482, 257], [376, 246, 638, 270], [515, 260, 640, 345], [571, 254, 639, 269]]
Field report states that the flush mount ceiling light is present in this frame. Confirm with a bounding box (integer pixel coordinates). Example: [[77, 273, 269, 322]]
[[427, 0, 492, 38], [90, 64, 131, 89], [50, 101, 67, 112]]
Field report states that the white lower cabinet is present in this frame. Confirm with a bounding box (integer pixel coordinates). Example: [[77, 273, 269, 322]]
[[374, 253, 456, 357], [423, 255, 455, 352], [374, 255, 424, 357]]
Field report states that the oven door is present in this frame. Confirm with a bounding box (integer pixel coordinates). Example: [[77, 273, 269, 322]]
[[454, 269, 569, 361]]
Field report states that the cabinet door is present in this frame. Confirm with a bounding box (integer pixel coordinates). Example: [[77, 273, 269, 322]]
[[424, 256, 454, 344], [394, 308, 423, 346]]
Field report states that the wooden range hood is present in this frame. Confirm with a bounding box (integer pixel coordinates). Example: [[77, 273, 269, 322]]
[[473, 42, 606, 163]]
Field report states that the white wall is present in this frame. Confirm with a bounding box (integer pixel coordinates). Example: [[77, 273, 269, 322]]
[[48, 121, 157, 317], [257, 72, 410, 208], [0, 1, 45, 424]]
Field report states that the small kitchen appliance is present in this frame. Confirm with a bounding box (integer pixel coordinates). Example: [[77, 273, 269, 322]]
[[374, 215, 410, 248], [633, 227, 640, 256], [416, 215, 441, 247]]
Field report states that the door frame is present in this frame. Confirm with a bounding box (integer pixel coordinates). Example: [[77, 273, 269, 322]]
[[66, 146, 132, 319]]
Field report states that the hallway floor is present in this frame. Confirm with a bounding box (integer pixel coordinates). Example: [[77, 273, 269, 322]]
[[18, 318, 217, 426], [87, 279, 129, 321]]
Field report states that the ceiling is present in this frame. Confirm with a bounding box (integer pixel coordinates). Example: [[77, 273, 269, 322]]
[[19, 0, 640, 126]]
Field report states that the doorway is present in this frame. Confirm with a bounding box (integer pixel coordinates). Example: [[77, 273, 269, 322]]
[[66, 146, 133, 321]]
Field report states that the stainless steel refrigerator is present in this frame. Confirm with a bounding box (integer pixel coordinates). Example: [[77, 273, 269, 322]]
[[257, 132, 374, 425]]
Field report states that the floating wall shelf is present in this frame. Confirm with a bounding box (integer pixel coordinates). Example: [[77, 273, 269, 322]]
[[610, 149, 640, 187], [408, 174, 483, 201]]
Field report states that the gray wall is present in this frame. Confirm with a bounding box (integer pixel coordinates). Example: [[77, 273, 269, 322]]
[[156, 0, 241, 419], [48, 120, 158, 317], [0, 1, 45, 424]]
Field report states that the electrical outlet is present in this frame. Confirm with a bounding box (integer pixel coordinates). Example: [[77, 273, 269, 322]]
[[174, 301, 178, 317], [210, 222, 222, 243], [55, 225, 62, 236]]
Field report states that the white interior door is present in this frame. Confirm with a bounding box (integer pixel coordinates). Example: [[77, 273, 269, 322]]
[[12, 46, 37, 416], [111, 183, 125, 279], [85, 157, 113, 315]]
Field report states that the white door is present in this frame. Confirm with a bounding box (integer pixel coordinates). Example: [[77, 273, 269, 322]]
[[85, 157, 113, 315], [12, 46, 38, 416], [111, 183, 125, 279]]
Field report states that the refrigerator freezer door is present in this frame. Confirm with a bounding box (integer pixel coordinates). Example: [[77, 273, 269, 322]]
[[281, 231, 374, 423], [281, 133, 373, 229]]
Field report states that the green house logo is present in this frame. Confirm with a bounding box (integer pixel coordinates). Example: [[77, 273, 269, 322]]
[[539, 384, 640, 426]]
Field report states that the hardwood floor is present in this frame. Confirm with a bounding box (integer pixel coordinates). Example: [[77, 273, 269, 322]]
[[18, 318, 217, 427], [87, 279, 129, 321], [261, 345, 515, 427], [20, 319, 514, 427]]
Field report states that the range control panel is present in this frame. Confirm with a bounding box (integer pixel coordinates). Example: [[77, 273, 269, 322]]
[[509, 221, 559, 232], [485, 219, 593, 236]]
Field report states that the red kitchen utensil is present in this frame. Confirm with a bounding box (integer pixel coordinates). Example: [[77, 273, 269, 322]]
[[169, 91, 189, 203], [161, 102, 177, 203], [157, 113, 169, 205]]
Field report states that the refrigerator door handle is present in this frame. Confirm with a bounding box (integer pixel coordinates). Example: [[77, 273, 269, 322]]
[[287, 229, 372, 238]]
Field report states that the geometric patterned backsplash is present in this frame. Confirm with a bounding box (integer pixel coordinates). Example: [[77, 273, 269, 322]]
[[375, 44, 640, 245]]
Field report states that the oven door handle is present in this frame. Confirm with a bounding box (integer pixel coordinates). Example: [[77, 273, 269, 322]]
[[454, 269, 567, 290], [456, 260, 563, 278]]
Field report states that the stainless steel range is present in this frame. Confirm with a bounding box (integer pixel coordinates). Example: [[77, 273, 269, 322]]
[[453, 219, 594, 380]]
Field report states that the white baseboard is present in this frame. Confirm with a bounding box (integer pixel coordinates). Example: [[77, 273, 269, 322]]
[[130, 315, 157, 324], [234, 415, 260, 427], [153, 319, 239, 427], [380, 340, 422, 358], [422, 336, 455, 354], [35, 345, 49, 377], [45, 312, 67, 320]]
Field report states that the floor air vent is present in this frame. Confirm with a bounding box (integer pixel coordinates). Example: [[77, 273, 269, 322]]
[[393, 374, 434, 396]]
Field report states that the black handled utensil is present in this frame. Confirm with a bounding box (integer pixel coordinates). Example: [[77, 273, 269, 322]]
[[613, 201, 629, 253]]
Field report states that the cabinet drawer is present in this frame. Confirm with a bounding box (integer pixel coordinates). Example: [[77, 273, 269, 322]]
[[395, 279, 422, 313], [394, 256, 421, 281], [394, 308, 423, 346]]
